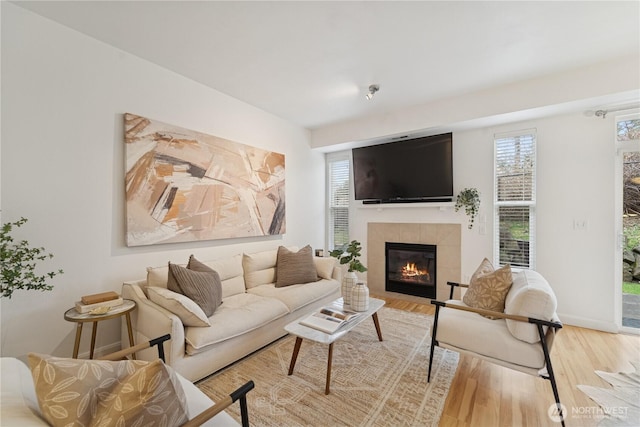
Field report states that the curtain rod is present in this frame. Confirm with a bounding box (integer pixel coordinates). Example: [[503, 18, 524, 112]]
[[594, 104, 640, 119]]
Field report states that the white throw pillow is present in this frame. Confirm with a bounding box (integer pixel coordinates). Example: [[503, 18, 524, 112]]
[[147, 264, 181, 288], [148, 287, 211, 327], [314, 256, 336, 280]]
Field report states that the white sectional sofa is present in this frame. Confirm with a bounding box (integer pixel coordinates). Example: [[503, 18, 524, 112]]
[[122, 247, 341, 382]]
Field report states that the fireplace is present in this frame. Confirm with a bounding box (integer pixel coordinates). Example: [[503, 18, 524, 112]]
[[385, 242, 437, 299]]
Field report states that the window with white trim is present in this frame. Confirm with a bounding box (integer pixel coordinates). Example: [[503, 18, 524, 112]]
[[494, 130, 536, 269], [327, 152, 350, 251]]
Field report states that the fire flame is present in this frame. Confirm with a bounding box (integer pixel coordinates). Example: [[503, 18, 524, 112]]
[[402, 262, 428, 277]]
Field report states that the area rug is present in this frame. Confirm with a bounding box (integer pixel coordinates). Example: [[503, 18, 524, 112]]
[[197, 307, 459, 426], [577, 361, 640, 426]]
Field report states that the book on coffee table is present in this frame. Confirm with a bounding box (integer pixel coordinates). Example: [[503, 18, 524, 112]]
[[300, 306, 362, 334]]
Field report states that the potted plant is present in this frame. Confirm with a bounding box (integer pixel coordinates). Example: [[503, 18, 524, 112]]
[[330, 240, 367, 305], [455, 188, 481, 229], [329, 240, 367, 273], [1, 217, 63, 299]]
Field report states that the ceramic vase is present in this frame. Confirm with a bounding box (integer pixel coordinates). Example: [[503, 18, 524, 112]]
[[351, 281, 370, 312], [342, 271, 358, 305]]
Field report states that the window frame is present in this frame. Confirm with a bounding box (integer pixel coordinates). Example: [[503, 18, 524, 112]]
[[325, 151, 351, 252], [493, 129, 537, 270]]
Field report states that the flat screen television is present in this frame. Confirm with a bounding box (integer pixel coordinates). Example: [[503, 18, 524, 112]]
[[352, 132, 453, 203]]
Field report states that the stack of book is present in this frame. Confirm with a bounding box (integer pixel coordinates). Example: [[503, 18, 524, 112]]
[[75, 291, 123, 314]]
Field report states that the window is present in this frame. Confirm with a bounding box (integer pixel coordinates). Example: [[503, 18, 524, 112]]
[[494, 130, 536, 269], [327, 152, 350, 251], [617, 116, 640, 142]]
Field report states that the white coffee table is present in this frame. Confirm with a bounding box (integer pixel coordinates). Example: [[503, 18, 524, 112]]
[[284, 297, 385, 394]]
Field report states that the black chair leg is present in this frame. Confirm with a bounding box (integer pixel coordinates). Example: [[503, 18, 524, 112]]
[[231, 381, 254, 427], [427, 305, 441, 382], [537, 324, 565, 427], [239, 395, 250, 427]]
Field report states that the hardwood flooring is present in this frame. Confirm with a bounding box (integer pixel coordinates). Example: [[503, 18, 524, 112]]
[[374, 293, 640, 426]]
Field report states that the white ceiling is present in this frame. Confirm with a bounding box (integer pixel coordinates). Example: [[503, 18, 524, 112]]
[[12, 1, 640, 130]]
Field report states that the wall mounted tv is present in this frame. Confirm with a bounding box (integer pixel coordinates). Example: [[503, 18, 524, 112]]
[[352, 132, 453, 203]]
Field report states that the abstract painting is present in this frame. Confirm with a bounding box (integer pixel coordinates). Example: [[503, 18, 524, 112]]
[[124, 113, 285, 246]]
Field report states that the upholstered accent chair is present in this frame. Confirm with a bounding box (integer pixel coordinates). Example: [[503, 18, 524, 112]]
[[3, 334, 253, 427], [428, 269, 565, 426], [102, 334, 254, 427]]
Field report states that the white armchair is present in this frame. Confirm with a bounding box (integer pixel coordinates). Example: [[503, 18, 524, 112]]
[[428, 269, 565, 426], [1, 335, 252, 427], [103, 334, 254, 427]]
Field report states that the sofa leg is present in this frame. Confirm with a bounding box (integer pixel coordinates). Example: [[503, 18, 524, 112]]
[[538, 324, 565, 427], [427, 305, 441, 383]]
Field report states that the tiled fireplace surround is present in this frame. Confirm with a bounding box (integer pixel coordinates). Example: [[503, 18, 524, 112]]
[[367, 223, 462, 302]]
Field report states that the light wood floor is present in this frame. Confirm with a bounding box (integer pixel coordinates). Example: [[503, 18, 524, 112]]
[[374, 294, 640, 427]]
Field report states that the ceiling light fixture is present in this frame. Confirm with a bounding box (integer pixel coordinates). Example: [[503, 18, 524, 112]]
[[365, 84, 380, 100]]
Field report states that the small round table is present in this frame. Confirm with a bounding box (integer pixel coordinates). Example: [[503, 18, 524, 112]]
[[64, 299, 136, 359]]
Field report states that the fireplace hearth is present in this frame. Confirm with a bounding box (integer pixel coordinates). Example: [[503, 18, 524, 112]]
[[385, 242, 436, 299]]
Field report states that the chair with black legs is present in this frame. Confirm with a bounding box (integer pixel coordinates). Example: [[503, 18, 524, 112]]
[[427, 268, 565, 426]]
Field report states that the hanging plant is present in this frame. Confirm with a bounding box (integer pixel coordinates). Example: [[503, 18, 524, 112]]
[[1, 217, 63, 298], [455, 188, 481, 229], [329, 240, 367, 273]]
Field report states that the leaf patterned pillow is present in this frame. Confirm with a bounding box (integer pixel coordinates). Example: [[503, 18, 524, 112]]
[[469, 257, 495, 284], [28, 354, 188, 427], [463, 260, 513, 319]]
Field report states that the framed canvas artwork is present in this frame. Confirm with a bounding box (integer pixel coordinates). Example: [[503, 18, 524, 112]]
[[124, 113, 285, 246]]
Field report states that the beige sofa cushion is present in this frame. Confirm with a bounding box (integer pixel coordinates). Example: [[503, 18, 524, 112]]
[[504, 270, 558, 343], [248, 279, 340, 312], [201, 254, 245, 298], [146, 254, 244, 299], [27, 354, 188, 427], [185, 293, 289, 355], [148, 287, 211, 327], [147, 263, 181, 288], [242, 247, 299, 289], [242, 249, 278, 289], [314, 257, 336, 280]]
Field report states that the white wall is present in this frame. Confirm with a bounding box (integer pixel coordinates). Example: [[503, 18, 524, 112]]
[[1, 4, 324, 357], [349, 111, 622, 332]]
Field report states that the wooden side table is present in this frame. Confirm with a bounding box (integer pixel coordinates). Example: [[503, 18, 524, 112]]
[[64, 299, 136, 359]]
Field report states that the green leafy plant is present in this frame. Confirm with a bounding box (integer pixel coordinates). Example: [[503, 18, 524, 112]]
[[1, 217, 63, 298], [455, 188, 481, 229], [329, 240, 367, 273]]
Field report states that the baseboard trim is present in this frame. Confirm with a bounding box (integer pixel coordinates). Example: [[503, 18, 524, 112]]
[[558, 313, 619, 333]]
